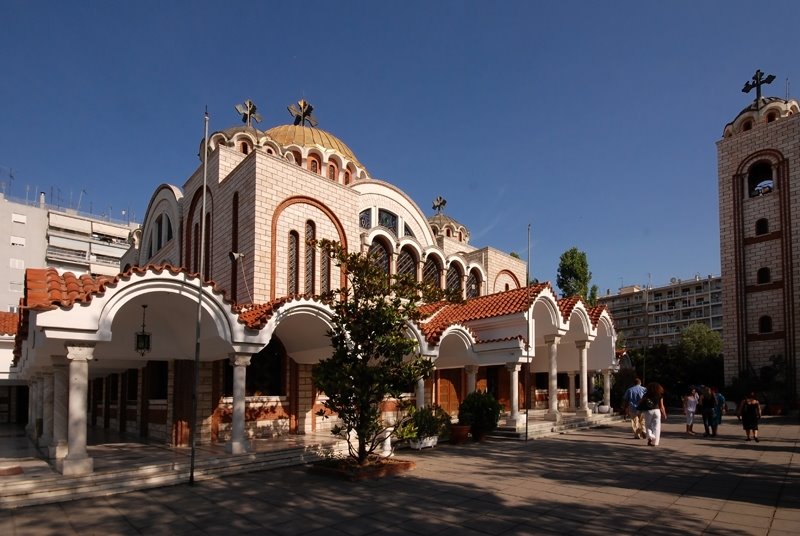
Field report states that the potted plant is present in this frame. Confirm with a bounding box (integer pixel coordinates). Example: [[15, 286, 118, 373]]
[[457, 390, 502, 441], [396, 405, 451, 449]]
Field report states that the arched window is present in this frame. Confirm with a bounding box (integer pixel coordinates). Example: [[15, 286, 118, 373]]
[[757, 267, 771, 284], [378, 209, 398, 235], [748, 161, 773, 197], [204, 213, 212, 279], [291, 150, 302, 166], [743, 121, 753, 131], [288, 231, 299, 295], [328, 162, 338, 181], [231, 193, 239, 301], [344, 170, 352, 185], [305, 221, 316, 294], [767, 112, 777, 123], [166, 215, 173, 242], [755, 218, 769, 235], [193, 222, 200, 272], [505, 283, 510, 291], [396, 247, 417, 281], [245, 338, 286, 396], [359, 209, 372, 230], [466, 269, 481, 299], [446, 228, 452, 237], [156, 215, 164, 250], [758, 316, 772, 333], [240, 142, 249, 155], [368, 239, 390, 275], [423, 256, 442, 288], [446, 263, 462, 293], [321, 252, 331, 294]]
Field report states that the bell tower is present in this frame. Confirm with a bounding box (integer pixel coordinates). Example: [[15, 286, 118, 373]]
[[717, 70, 800, 400]]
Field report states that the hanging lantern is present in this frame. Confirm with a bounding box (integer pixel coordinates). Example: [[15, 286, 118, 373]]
[[135, 304, 151, 356]]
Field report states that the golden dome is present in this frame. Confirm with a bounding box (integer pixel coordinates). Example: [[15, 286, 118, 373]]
[[265, 124, 363, 168]]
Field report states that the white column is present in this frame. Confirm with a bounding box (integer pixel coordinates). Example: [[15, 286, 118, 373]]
[[576, 341, 591, 417], [603, 369, 612, 408], [40, 372, 54, 447], [545, 335, 561, 421], [62, 344, 94, 476], [226, 354, 251, 454], [415, 378, 425, 410], [568, 371, 577, 411], [464, 365, 479, 394], [50, 358, 69, 459], [505, 363, 523, 427]]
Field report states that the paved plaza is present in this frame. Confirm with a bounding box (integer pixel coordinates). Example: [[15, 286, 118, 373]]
[[1, 416, 798, 535]]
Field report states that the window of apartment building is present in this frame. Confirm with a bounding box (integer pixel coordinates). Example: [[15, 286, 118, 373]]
[[755, 218, 769, 235], [11, 213, 26, 224], [758, 316, 772, 333], [9, 258, 24, 270], [10, 236, 25, 247], [747, 161, 773, 197], [757, 267, 771, 284]]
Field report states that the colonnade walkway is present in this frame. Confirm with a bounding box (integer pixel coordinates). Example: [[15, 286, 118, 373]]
[[2, 416, 799, 534]]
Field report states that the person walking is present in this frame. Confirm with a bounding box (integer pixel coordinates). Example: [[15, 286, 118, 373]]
[[700, 386, 717, 437], [737, 391, 762, 442], [623, 378, 647, 439], [640, 382, 667, 446], [713, 387, 726, 429], [683, 386, 700, 435]]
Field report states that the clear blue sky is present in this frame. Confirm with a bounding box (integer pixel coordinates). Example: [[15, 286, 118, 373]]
[[2, 1, 798, 296]]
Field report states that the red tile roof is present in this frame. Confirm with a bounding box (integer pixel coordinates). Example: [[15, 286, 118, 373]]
[[419, 284, 551, 344], [556, 295, 584, 324], [588, 304, 610, 328], [0, 311, 18, 336]]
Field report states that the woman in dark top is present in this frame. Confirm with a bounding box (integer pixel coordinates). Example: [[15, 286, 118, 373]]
[[737, 391, 762, 442], [700, 386, 718, 437], [642, 382, 667, 446]]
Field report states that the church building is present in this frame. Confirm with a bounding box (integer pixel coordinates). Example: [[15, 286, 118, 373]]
[[11, 100, 616, 475]]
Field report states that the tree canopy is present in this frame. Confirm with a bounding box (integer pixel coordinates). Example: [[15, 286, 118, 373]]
[[556, 247, 597, 305]]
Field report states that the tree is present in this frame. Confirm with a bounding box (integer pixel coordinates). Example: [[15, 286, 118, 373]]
[[556, 247, 595, 303], [312, 240, 451, 465], [678, 323, 722, 359]]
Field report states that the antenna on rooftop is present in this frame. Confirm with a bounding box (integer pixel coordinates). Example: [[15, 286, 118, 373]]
[[786, 77, 790, 100]]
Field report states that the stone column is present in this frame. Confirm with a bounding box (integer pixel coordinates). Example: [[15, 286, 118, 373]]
[[568, 371, 577, 411], [505, 363, 523, 427], [544, 335, 561, 421], [62, 344, 94, 476], [226, 354, 251, 454], [50, 358, 69, 459], [415, 377, 425, 410], [39, 372, 54, 447], [28, 377, 40, 440], [464, 365, 479, 394], [576, 341, 591, 417], [603, 369, 612, 408]]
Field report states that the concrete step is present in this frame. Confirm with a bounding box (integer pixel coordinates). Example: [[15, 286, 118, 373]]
[[488, 412, 624, 441], [0, 441, 348, 509]]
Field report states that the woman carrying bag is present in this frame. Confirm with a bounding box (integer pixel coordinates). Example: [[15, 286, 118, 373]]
[[639, 382, 667, 446]]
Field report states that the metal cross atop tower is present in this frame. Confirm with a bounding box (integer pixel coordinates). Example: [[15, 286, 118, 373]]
[[288, 99, 318, 127], [235, 99, 262, 127], [432, 195, 447, 214], [742, 69, 776, 109]]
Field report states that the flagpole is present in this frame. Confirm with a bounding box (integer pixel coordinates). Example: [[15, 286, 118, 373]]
[[525, 223, 531, 441], [190, 108, 209, 485]]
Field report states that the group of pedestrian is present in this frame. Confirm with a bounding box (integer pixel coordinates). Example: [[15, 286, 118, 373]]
[[623, 380, 762, 446], [622, 378, 667, 447]]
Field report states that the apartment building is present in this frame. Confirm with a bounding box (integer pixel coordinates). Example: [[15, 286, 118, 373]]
[[599, 275, 723, 350]]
